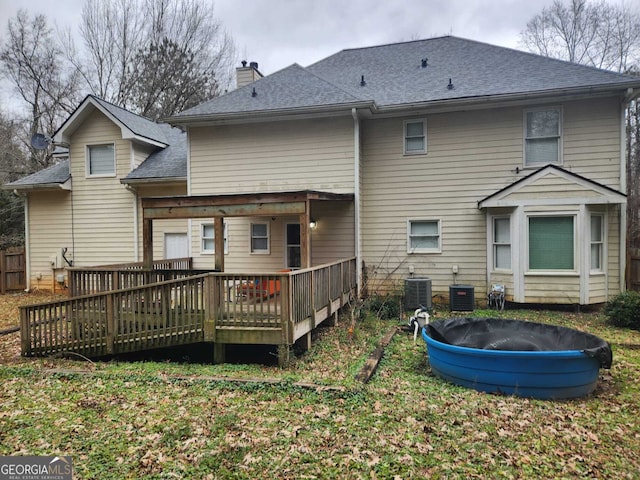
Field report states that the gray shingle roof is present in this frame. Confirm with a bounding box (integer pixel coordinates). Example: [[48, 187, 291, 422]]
[[124, 124, 187, 181], [171, 36, 640, 120], [173, 64, 367, 118], [89, 96, 169, 145], [308, 36, 640, 107], [5, 160, 70, 189]]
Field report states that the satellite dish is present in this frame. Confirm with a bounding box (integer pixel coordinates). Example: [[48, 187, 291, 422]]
[[30, 133, 51, 150]]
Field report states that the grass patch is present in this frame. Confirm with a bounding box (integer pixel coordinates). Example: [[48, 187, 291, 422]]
[[1, 298, 640, 478]]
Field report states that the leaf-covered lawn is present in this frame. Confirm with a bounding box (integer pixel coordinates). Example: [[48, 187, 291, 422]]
[[1, 293, 639, 478]]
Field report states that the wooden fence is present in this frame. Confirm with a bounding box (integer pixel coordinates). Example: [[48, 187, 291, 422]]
[[629, 248, 640, 292], [1, 247, 26, 294]]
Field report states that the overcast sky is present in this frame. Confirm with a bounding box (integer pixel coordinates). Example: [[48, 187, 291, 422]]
[[0, 0, 631, 109]]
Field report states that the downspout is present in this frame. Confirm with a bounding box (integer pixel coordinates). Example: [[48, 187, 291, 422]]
[[352, 108, 361, 297]]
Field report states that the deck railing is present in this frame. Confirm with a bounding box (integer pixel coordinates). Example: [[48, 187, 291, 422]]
[[21, 274, 208, 357], [21, 257, 357, 358], [67, 258, 213, 297]]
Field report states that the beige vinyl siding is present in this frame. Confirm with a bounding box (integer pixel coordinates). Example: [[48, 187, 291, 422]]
[[563, 97, 622, 188], [524, 276, 580, 304], [361, 107, 521, 297], [508, 175, 605, 200], [68, 109, 135, 266], [189, 117, 355, 195], [132, 143, 156, 169], [310, 201, 355, 265], [361, 96, 623, 301], [27, 191, 72, 289], [190, 203, 355, 272], [135, 185, 188, 262]]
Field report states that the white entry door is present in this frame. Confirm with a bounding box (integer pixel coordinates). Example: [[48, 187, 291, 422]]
[[164, 233, 189, 259]]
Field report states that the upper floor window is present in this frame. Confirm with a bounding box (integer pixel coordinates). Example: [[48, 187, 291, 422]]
[[87, 144, 115, 176], [524, 107, 561, 167], [408, 219, 440, 253], [404, 119, 426, 155], [250, 222, 270, 254], [201, 222, 228, 254], [493, 217, 511, 270]]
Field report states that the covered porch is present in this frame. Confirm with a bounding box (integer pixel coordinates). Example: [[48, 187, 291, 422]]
[[141, 190, 355, 273], [20, 191, 358, 365]]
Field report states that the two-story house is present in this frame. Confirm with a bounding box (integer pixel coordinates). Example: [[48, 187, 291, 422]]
[[7, 36, 640, 306]]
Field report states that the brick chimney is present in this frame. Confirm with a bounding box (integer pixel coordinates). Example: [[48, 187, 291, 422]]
[[236, 60, 263, 89]]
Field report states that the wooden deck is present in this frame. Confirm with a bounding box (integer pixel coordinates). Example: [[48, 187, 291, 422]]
[[20, 258, 357, 365]]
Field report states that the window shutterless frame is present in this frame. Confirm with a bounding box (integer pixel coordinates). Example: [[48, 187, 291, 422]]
[[527, 214, 576, 272], [201, 222, 228, 254], [523, 106, 562, 167], [86, 143, 116, 177], [590, 214, 604, 272], [250, 222, 270, 254], [407, 219, 441, 253], [404, 119, 427, 155]]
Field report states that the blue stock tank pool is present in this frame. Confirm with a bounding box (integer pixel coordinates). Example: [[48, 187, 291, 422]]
[[422, 317, 613, 400]]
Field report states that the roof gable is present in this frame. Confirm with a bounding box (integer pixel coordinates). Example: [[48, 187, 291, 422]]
[[478, 165, 626, 208], [54, 95, 169, 147]]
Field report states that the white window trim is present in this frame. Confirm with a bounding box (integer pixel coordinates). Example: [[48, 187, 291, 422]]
[[86, 143, 116, 177], [201, 222, 228, 255], [523, 106, 562, 168], [250, 222, 270, 254], [407, 219, 441, 254], [526, 213, 577, 274], [590, 213, 605, 273], [492, 216, 512, 272], [403, 119, 427, 155]]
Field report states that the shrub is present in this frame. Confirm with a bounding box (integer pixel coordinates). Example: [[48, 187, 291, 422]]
[[603, 291, 640, 329], [364, 293, 402, 320]]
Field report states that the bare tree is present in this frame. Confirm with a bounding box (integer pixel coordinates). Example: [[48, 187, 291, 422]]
[[72, 0, 236, 117], [520, 0, 640, 256], [0, 10, 81, 171], [0, 112, 27, 248], [520, 0, 640, 72]]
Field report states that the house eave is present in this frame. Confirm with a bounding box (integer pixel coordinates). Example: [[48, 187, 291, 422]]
[[166, 101, 374, 126], [4, 180, 72, 192], [121, 176, 187, 186], [372, 83, 640, 117]]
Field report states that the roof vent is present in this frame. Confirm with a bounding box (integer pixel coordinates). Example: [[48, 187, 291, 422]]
[[241, 60, 247, 67], [360, 75, 366, 87], [249, 61, 259, 70], [251, 87, 257, 97], [421, 58, 428, 68], [447, 78, 454, 90]]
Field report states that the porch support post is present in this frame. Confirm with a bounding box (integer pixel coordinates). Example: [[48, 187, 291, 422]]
[[214, 217, 225, 272], [299, 201, 311, 269], [143, 218, 153, 268]]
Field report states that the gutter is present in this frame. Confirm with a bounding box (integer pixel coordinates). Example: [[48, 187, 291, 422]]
[[3, 181, 71, 192], [120, 177, 188, 186], [166, 101, 375, 126]]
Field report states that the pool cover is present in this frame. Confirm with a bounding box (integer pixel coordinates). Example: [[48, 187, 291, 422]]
[[425, 317, 612, 368]]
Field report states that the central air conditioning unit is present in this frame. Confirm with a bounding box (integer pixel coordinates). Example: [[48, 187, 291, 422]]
[[450, 284, 475, 311], [405, 277, 432, 310]]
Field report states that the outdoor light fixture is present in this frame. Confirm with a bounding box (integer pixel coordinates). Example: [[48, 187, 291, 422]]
[[309, 219, 317, 229]]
